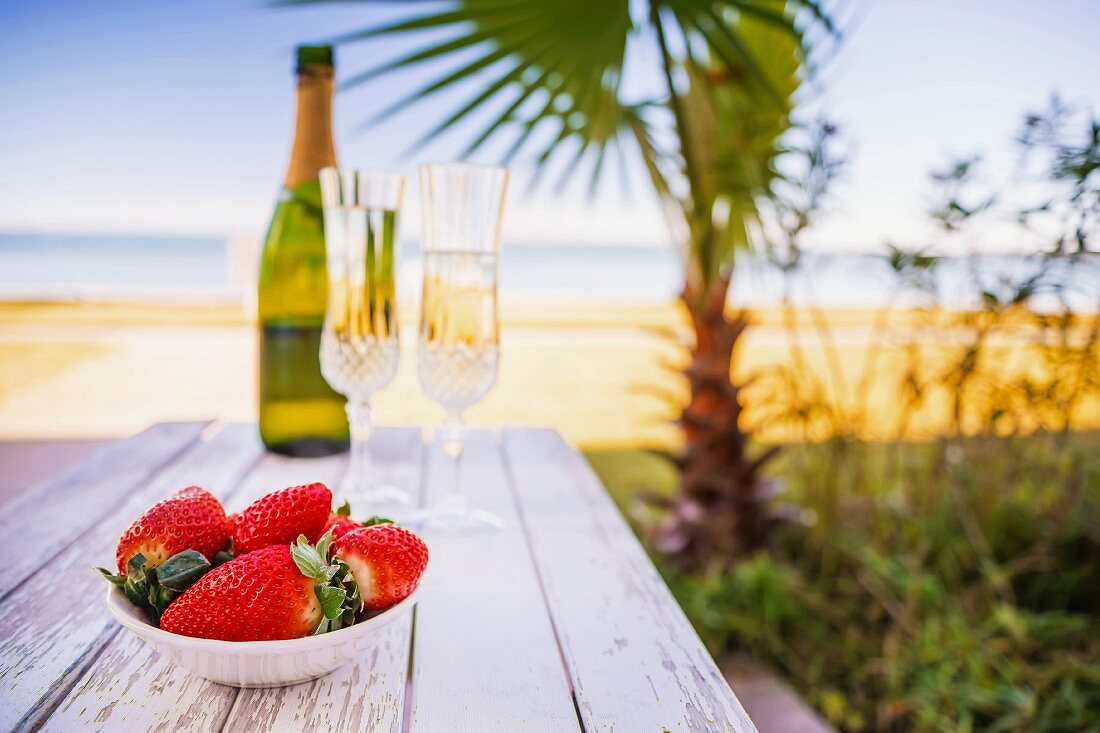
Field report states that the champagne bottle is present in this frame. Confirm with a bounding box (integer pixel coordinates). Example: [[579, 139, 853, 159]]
[[257, 44, 349, 456]]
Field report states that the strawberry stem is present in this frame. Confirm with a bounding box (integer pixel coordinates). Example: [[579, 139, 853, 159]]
[[361, 516, 393, 527], [290, 532, 363, 634], [97, 549, 211, 625]]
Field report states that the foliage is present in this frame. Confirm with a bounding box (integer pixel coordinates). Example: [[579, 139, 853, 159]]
[[590, 433, 1100, 732], [751, 99, 1099, 445], [1017, 95, 1099, 256]]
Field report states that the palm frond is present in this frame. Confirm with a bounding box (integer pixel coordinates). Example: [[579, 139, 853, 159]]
[[308, 0, 633, 189], [281, 0, 834, 287], [668, 1, 776, 106]]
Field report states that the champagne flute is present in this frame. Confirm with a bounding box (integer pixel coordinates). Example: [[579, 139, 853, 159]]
[[319, 168, 411, 508], [416, 163, 508, 529]]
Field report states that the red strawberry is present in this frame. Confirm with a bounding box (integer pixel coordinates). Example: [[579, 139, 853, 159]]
[[160, 534, 360, 641], [115, 486, 230, 574], [98, 486, 229, 622], [232, 483, 332, 555], [333, 524, 429, 610]]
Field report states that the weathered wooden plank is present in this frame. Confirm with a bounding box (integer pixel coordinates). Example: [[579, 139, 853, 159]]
[[502, 428, 757, 733], [407, 429, 581, 733], [39, 429, 355, 733], [1, 423, 262, 732], [220, 427, 423, 733], [220, 620, 412, 733], [0, 422, 207, 598], [42, 632, 230, 733]]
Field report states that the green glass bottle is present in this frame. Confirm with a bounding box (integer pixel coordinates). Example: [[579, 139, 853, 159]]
[[258, 45, 349, 456]]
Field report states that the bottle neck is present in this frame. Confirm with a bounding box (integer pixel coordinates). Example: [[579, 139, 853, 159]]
[[285, 66, 336, 188]]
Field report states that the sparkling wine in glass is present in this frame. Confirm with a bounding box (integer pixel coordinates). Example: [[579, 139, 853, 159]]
[[319, 168, 410, 508], [418, 249, 500, 455], [416, 163, 509, 529]]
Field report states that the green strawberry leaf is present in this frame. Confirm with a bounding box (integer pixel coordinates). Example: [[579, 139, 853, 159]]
[[288, 534, 364, 634], [96, 567, 127, 587], [123, 582, 147, 608], [314, 530, 335, 562], [150, 585, 175, 625], [361, 516, 393, 527], [315, 584, 347, 620], [291, 535, 326, 578], [126, 552, 148, 580], [157, 550, 211, 592], [310, 557, 363, 634], [334, 500, 352, 517], [212, 550, 235, 566], [99, 550, 212, 627], [146, 571, 161, 607]]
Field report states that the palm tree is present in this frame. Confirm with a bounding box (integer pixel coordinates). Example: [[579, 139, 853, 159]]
[[290, 0, 834, 566]]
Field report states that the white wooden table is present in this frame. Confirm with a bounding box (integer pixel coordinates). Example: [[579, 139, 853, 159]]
[[0, 422, 757, 732]]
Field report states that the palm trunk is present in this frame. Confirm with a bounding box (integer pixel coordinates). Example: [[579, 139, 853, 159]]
[[642, 0, 786, 568], [654, 276, 782, 568]]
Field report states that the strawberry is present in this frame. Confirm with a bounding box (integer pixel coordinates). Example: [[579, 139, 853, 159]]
[[232, 483, 332, 555], [333, 524, 429, 610], [321, 500, 392, 540], [113, 486, 230, 574], [98, 486, 229, 622], [160, 533, 360, 641]]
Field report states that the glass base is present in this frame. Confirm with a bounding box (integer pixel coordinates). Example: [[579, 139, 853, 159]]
[[340, 478, 413, 513], [403, 504, 504, 533]]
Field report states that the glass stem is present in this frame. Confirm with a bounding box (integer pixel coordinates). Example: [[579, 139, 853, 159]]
[[440, 412, 464, 459], [440, 412, 466, 509], [346, 400, 372, 497]]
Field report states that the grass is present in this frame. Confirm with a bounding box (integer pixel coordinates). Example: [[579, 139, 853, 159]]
[[585, 433, 1100, 732]]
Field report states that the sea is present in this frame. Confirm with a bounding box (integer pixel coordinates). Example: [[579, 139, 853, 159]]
[[1, 232, 1096, 311]]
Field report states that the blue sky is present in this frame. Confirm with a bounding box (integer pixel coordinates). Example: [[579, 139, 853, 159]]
[[1, 0, 1098, 251]]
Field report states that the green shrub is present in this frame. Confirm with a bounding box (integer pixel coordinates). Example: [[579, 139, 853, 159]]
[[587, 433, 1100, 732]]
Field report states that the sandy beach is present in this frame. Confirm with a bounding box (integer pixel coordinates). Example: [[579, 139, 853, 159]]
[[2, 300, 1097, 448]]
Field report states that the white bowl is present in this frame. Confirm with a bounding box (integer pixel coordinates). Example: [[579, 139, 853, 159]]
[[105, 585, 420, 688]]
